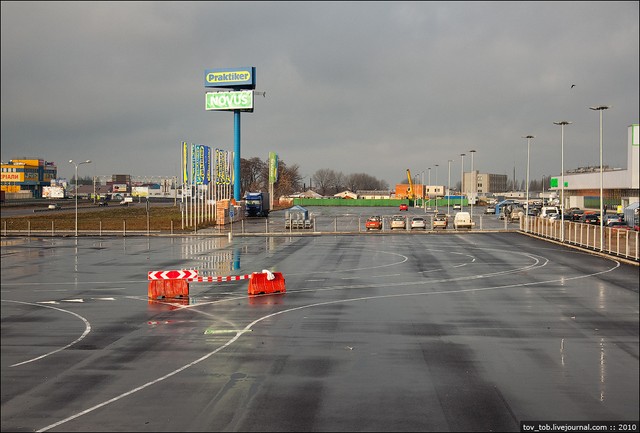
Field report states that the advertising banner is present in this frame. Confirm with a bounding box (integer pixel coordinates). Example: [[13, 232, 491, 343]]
[[269, 152, 278, 184], [182, 141, 189, 184], [215, 149, 231, 185], [204, 145, 211, 185], [1, 172, 24, 182]]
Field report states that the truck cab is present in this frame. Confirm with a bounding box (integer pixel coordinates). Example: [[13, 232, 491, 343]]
[[245, 192, 270, 217]]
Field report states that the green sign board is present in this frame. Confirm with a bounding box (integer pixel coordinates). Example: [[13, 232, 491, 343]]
[[550, 177, 568, 188], [205, 91, 253, 111]]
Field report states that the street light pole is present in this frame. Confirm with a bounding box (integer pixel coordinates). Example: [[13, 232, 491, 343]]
[[460, 153, 465, 209], [553, 121, 571, 243], [427, 167, 431, 209], [447, 160, 452, 215], [69, 159, 92, 237], [469, 149, 476, 218], [522, 136, 534, 233], [434, 164, 439, 212], [590, 105, 610, 252]]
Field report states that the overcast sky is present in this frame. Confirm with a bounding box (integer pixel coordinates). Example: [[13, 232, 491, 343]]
[[2, 1, 638, 189]]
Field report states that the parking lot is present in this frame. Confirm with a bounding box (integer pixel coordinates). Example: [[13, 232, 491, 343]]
[[2, 231, 638, 431]]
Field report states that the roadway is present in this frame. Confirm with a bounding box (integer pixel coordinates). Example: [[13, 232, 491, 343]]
[[1, 232, 638, 432]]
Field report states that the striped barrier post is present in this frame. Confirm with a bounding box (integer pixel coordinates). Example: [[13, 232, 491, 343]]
[[147, 269, 197, 299]]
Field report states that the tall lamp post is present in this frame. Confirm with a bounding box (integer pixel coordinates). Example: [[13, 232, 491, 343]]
[[427, 167, 431, 209], [553, 121, 571, 243], [460, 153, 465, 209], [447, 160, 453, 215], [522, 136, 534, 233], [469, 149, 476, 218], [434, 164, 439, 212], [69, 159, 92, 237], [590, 105, 610, 252]]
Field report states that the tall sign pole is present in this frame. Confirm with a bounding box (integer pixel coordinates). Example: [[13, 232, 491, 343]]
[[234, 111, 241, 201], [204, 67, 257, 203]]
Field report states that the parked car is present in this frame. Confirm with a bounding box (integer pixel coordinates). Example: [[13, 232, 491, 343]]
[[540, 206, 559, 218], [567, 209, 585, 221], [399, 203, 409, 211], [608, 221, 630, 232], [365, 216, 382, 231], [433, 213, 448, 229], [604, 214, 623, 226], [580, 213, 600, 224], [390, 215, 406, 230], [410, 216, 426, 230]]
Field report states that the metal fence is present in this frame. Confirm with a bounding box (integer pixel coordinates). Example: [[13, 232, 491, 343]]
[[520, 216, 639, 261], [2, 211, 638, 262]]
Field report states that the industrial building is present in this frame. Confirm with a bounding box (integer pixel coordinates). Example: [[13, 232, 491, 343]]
[[0, 158, 57, 199], [549, 124, 639, 210]]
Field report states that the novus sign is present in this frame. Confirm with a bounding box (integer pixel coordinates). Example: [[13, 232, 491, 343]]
[[205, 91, 253, 111]]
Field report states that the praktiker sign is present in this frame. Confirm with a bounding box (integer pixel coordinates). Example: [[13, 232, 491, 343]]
[[205, 90, 254, 111]]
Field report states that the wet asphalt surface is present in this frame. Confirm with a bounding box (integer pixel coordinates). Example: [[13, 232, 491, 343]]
[[1, 219, 639, 432]]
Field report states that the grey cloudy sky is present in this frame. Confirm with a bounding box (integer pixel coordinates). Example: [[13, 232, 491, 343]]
[[2, 1, 638, 189]]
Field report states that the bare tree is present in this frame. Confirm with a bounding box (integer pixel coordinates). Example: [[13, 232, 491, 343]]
[[312, 169, 338, 195], [346, 173, 388, 191], [241, 157, 266, 194]]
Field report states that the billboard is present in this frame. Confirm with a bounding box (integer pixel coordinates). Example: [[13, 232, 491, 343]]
[[42, 186, 65, 198], [204, 67, 256, 89], [205, 91, 253, 111]]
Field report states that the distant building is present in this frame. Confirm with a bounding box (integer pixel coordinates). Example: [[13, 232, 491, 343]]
[[334, 190, 358, 199], [1, 158, 57, 198], [463, 172, 508, 195], [357, 190, 392, 199]]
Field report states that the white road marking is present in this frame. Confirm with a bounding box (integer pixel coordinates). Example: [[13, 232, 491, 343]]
[[1, 300, 91, 368]]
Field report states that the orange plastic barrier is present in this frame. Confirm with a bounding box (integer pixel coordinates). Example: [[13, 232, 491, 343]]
[[247, 271, 286, 296], [148, 279, 189, 299]]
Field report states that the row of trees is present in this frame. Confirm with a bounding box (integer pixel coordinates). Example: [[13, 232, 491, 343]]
[[240, 159, 390, 197]]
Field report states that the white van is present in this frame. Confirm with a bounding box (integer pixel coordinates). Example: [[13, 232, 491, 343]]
[[453, 212, 475, 229], [540, 206, 559, 218]]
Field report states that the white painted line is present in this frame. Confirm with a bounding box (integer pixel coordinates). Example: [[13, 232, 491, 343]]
[[1, 300, 91, 368]]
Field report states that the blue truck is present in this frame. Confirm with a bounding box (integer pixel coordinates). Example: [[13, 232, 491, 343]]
[[244, 192, 271, 217]]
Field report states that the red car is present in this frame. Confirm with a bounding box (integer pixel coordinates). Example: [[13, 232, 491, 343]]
[[365, 216, 383, 231], [399, 203, 409, 211]]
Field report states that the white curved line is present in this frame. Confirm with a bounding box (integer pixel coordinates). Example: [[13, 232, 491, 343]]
[[36, 254, 620, 432], [1, 300, 91, 367]]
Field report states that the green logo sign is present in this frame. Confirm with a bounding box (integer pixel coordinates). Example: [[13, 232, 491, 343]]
[[205, 91, 253, 111]]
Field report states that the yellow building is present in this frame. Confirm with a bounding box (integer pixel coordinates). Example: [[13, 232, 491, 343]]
[[1, 158, 57, 198]]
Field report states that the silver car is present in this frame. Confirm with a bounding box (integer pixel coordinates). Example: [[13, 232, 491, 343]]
[[390, 215, 406, 230], [410, 216, 426, 230]]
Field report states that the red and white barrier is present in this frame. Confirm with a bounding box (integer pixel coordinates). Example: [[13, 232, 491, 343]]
[[147, 269, 285, 299]]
